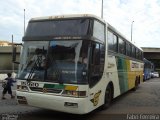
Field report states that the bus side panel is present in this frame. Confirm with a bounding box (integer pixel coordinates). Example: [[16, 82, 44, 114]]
[[126, 59, 135, 90], [140, 70, 144, 82], [107, 55, 121, 98], [137, 62, 144, 83], [116, 57, 144, 93], [116, 56, 129, 94], [88, 54, 121, 109]]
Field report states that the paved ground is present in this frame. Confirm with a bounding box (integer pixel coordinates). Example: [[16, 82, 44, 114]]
[[104, 78, 160, 114], [0, 78, 160, 120]]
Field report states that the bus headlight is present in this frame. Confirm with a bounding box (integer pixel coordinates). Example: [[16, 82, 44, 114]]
[[62, 90, 86, 98], [17, 85, 29, 92]]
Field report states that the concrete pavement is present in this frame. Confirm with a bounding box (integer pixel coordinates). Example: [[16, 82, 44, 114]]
[[0, 78, 160, 120]]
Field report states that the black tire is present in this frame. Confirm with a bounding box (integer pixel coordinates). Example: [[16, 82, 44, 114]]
[[133, 78, 139, 91], [102, 85, 112, 109]]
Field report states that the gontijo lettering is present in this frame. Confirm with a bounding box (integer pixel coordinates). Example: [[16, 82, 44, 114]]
[[21, 81, 39, 87]]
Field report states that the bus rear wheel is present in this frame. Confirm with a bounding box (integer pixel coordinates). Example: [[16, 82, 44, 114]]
[[133, 77, 139, 91], [102, 85, 113, 109]]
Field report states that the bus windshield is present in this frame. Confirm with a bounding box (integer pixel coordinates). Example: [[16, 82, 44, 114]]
[[18, 40, 89, 84]]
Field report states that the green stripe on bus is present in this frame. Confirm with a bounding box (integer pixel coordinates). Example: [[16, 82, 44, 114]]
[[117, 57, 128, 93], [43, 84, 65, 89]]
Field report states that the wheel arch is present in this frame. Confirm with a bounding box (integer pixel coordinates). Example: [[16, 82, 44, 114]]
[[107, 81, 114, 99]]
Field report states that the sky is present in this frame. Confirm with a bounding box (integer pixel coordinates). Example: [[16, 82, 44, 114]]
[[0, 0, 160, 48]]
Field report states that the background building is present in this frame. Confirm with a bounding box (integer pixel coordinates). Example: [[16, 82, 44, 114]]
[[0, 40, 21, 73], [0, 40, 11, 46], [142, 47, 160, 73]]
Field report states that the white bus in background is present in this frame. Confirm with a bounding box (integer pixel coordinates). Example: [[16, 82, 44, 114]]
[[13, 14, 144, 114]]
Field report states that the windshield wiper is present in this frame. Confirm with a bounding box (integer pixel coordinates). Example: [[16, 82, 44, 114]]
[[27, 55, 44, 81], [27, 62, 37, 82]]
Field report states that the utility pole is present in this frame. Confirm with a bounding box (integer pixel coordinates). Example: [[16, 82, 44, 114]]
[[131, 21, 134, 42], [24, 9, 25, 35], [101, 0, 103, 18], [12, 34, 15, 74]]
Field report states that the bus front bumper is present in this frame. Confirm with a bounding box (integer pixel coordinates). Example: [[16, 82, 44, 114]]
[[16, 91, 90, 114]]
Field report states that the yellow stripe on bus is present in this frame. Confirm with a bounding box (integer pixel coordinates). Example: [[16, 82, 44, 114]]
[[65, 86, 78, 91]]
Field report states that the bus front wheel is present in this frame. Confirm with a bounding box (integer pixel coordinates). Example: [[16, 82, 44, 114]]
[[102, 85, 113, 109]]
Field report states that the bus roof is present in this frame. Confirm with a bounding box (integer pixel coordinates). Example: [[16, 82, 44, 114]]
[[30, 14, 105, 23], [29, 14, 142, 51]]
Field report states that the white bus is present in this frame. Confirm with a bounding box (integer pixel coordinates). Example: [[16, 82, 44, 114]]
[[15, 14, 143, 114]]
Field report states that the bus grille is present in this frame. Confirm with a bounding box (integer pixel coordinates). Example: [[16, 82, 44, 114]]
[[30, 87, 62, 94]]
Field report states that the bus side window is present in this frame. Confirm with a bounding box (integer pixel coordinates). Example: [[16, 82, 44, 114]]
[[118, 38, 126, 55], [132, 46, 136, 58], [94, 44, 100, 65], [126, 43, 132, 57]]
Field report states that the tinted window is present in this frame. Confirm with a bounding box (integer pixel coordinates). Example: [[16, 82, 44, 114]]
[[132, 46, 136, 58], [89, 42, 105, 87], [136, 49, 138, 59], [25, 19, 90, 37], [108, 31, 117, 52], [100, 44, 105, 64], [93, 44, 100, 65], [108, 31, 113, 51], [93, 20, 105, 42], [126, 43, 131, 57], [113, 35, 118, 52], [137, 50, 142, 60], [118, 38, 125, 54]]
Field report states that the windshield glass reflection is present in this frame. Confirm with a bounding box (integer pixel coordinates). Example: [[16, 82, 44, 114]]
[[18, 40, 89, 84]]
